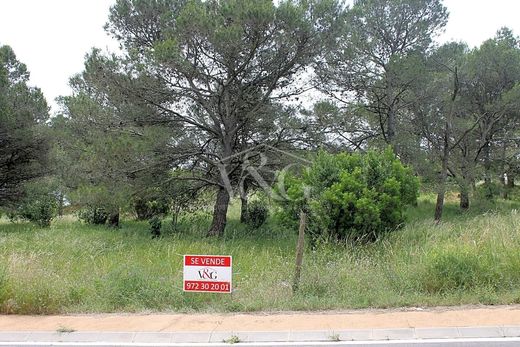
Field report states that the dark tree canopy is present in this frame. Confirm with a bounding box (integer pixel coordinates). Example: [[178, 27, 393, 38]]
[[0, 45, 50, 206]]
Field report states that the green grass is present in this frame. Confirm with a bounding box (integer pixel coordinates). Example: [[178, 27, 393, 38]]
[[2, 194, 520, 314]]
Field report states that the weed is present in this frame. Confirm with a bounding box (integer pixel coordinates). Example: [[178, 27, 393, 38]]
[[57, 326, 75, 333], [329, 333, 340, 341], [224, 335, 241, 344]]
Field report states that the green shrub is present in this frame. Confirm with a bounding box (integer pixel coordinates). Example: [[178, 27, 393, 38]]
[[505, 186, 520, 200], [246, 201, 269, 229], [149, 216, 162, 238], [9, 180, 58, 227], [134, 197, 169, 220], [276, 148, 419, 243], [476, 181, 503, 200], [20, 199, 55, 227], [78, 206, 109, 225]]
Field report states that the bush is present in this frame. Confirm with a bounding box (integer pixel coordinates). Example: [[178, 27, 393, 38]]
[[9, 180, 58, 227], [475, 181, 503, 200], [246, 201, 268, 229], [149, 216, 162, 238], [134, 197, 169, 220], [276, 148, 419, 243], [78, 206, 109, 225], [19, 199, 55, 227]]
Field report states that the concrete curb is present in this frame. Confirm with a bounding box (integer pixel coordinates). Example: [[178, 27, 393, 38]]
[[0, 326, 519, 344]]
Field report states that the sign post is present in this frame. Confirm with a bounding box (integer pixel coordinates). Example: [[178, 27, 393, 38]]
[[183, 255, 232, 293]]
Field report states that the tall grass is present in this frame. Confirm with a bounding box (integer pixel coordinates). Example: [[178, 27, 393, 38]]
[[1, 194, 520, 314]]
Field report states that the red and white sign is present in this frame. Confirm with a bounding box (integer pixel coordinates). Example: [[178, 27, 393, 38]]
[[183, 255, 232, 293]]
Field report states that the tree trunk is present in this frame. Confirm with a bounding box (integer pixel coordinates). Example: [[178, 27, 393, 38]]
[[501, 171, 507, 199], [500, 141, 506, 188], [207, 188, 230, 237], [384, 71, 397, 149], [459, 161, 471, 210], [434, 165, 447, 223], [460, 159, 471, 209], [172, 205, 180, 231], [483, 142, 493, 199], [503, 185, 509, 200], [387, 107, 396, 146], [107, 211, 120, 228], [240, 195, 248, 223], [508, 173, 515, 188], [434, 67, 459, 222], [57, 192, 64, 217], [460, 189, 470, 209], [434, 123, 450, 223], [501, 142, 508, 199]]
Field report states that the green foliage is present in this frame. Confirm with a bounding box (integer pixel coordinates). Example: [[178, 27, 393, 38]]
[[166, 171, 210, 218], [475, 182, 503, 201], [9, 179, 58, 227], [149, 216, 162, 238], [57, 82, 173, 224], [17, 199, 56, 228], [277, 148, 419, 242], [245, 201, 268, 229], [78, 206, 109, 225], [505, 186, 520, 200], [0, 45, 50, 206], [134, 197, 169, 221]]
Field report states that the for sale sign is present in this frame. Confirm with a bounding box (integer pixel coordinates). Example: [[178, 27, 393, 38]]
[[183, 255, 232, 293]]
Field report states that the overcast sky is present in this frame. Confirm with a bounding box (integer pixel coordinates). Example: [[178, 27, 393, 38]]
[[1, 0, 520, 113]]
